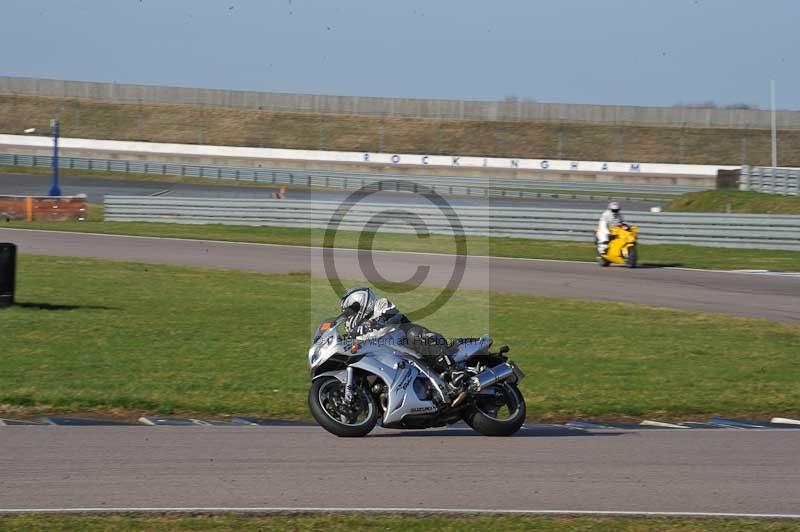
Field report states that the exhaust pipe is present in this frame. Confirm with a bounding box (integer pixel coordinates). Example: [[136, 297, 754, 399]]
[[468, 362, 518, 392]]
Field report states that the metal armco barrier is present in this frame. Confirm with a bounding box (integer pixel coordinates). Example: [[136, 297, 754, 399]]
[[740, 166, 800, 195], [0, 153, 706, 198], [104, 196, 800, 251]]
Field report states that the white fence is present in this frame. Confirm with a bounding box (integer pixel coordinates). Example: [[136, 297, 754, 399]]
[[3, 76, 800, 128], [104, 196, 800, 251]]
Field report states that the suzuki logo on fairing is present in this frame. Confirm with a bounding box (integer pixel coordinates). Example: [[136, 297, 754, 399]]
[[396, 372, 413, 391]]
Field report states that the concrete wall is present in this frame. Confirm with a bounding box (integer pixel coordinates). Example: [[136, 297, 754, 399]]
[[2, 76, 799, 129], [0, 134, 726, 187]]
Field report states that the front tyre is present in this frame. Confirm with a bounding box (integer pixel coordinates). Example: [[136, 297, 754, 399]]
[[308, 376, 378, 437], [625, 246, 638, 268], [463, 382, 526, 437]]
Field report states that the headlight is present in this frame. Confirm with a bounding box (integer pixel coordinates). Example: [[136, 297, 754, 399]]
[[307, 346, 318, 367]]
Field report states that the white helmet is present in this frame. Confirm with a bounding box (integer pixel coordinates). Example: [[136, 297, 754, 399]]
[[608, 201, 621, 212], [340, 287, 377, 334]]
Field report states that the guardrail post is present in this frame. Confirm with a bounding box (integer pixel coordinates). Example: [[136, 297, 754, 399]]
[[48, 119, 62, 196]]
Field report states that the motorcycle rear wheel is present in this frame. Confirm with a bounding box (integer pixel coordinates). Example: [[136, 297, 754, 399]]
[[463, 382, 526, 437], [308, 376, 378, 437]]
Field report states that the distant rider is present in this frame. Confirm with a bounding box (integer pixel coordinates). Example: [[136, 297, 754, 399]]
[[339, 287, 454, 371], [596, 201, 625, 255]]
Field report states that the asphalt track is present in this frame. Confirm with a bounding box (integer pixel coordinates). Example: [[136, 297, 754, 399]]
[[1, 425, 799, 516], [2, 228, 798, 323], [0, 172, 663, 210]]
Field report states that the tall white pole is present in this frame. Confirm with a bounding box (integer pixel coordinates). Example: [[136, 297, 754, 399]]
[[771, 80, 778, 169]]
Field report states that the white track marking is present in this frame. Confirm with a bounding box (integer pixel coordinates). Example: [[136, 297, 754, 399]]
[[565, 420, 609, 429], [730, 270, 800, 277], [771, 417, 800, 425], [3, 228, 796, 276], [0, 507, 798, 519], [640, 420, 689, 429]]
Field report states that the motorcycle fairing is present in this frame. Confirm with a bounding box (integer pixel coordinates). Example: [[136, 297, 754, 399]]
[[349, 350, 449, 427], [451, 335, 493, 364]]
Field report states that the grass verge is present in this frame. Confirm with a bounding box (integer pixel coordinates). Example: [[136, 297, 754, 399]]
[[666, 190, 800, 215], [2, 255, 799, 421], [1, 514, 797, 531], [6, 220, 800, 271], [3, 93, 800, 166]]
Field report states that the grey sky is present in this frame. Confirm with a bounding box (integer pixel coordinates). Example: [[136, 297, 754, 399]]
[[2, 0, 798, 108]]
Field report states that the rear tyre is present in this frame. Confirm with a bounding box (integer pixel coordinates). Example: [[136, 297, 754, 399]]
[[463, 382, 526, 437], [625, 247, 638, 268], [308, 376, 378, 437]]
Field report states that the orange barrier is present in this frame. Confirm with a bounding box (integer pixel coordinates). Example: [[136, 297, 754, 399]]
[[0, 195, 87, 222]]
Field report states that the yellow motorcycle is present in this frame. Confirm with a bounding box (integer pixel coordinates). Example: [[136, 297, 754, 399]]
[[597, 224, 638, 268]]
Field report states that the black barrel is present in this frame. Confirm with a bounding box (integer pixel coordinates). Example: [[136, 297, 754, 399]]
[[0, 243, 16, 308]]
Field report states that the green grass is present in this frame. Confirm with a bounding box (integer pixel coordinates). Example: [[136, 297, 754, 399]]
[[7, 220, 800, 271], [1, 514, 797, 531], [666, 190, 800, 215], [3, 93, 800, 166], [2, 255, 799, 421]]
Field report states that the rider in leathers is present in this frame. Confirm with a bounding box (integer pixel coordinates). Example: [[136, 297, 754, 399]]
[[596, 201, 625, 255], [339, 287, 453, 371]]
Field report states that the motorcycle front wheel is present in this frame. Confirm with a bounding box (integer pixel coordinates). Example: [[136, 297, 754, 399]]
[[308, 376, 378, 437], [625, 246, 638, 268], [462, 382, 526, 437]]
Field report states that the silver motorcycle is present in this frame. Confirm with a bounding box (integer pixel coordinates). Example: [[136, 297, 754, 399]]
[[307, 304, 526, 437]]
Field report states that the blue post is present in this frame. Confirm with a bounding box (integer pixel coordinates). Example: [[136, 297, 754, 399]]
[[49, 119, 62, 196]]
